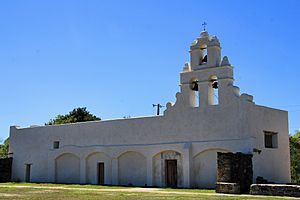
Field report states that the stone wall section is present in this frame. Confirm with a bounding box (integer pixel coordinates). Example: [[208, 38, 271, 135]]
[[0, 158, 12, 182], [250, 184, 300, 197], [215, 182, 240, 194], [216, 152, 253, 194]]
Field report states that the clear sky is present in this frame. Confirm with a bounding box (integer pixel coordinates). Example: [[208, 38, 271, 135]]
[[0, 0, 300, 142]]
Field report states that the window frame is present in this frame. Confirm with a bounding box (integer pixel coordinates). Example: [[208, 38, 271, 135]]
[[53, 141, 60, 149], [264, 131, 278, 149]]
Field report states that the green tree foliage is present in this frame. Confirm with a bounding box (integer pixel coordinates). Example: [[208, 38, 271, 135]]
[[0, 138, 9, 158], [290, 131, 300, 183], [46, 107, 101, 125]]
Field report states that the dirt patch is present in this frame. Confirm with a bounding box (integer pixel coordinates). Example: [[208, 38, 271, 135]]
[[28, 189, 61, 194], [0, 193, 23, 197]]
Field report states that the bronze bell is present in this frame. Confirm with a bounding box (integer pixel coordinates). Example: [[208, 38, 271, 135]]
[[212, 81, 218, 89], [191, 81, 198, 91], [202, 55, 207, 63]]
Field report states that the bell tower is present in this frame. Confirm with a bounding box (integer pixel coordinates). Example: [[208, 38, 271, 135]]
[[190, 31, 221, 70], [166, 30, 242, 112]]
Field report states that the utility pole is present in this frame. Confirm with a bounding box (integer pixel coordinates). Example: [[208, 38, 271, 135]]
[[153, 104, 164, 115]]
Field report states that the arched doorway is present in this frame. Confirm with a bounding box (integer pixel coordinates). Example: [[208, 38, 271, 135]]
[[152, 150, 183, 187]]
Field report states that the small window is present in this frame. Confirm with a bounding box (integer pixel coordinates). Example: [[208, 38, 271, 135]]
[[264, 131, 278, 148], [53, 141, 60, 149]]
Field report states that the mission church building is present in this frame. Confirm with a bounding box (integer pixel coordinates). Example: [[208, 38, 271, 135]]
[[9, 30, 291, 188]]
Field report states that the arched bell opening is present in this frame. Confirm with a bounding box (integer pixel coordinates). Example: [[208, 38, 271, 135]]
[[199, 44, 207, 65], [189, 78, 199, 107], [208, 75, 219, 105]]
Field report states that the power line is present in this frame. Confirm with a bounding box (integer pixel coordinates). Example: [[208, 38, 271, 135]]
[[275, 105, 300, 108]]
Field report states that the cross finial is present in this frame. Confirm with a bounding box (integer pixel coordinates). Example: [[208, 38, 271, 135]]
[[202, 22, 207, 31]]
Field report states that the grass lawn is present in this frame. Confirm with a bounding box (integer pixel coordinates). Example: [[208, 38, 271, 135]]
[[0, 182, 297, 200]]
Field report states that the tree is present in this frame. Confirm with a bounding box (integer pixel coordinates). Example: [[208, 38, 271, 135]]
[[0, 138, 9, 158], [46, 107, 101, 125], [290, 131, 300, 183]]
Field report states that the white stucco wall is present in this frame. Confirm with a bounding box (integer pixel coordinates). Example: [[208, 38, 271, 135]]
[[192, 149, 229, 188], [9, 31, 291, 187], [118, 151, 147, 186], [55, 153, 80, 183], [86, 152, 111, 185], [9, 100, 290, 187], [250, 106, 291, 183], [153, 150, 183, 187]]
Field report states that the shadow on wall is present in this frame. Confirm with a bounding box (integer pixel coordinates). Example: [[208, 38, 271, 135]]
[[0, 158, 12, 182], [192, 149, 229, 189]]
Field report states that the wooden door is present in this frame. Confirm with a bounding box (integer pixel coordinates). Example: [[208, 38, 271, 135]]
[[166, 160, 177, 187], [25, 164, 31, 182], [97, 162, 104, 185]]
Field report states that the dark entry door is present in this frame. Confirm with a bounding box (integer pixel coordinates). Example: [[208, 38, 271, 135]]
[[25, 164, 31, 182], [166, 160, 177, 187], [97, 162, 104, 185]]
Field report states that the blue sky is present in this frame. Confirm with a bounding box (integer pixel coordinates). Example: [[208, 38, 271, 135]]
[[0, 0, 300, 142]]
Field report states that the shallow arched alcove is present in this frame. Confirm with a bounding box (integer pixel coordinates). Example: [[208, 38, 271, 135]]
[[86, 152, 111, 185], [118, 151, 147, 186], [55, 153, 80, 183], [192, 148, 229, 188], [152, 150, 183, 188]]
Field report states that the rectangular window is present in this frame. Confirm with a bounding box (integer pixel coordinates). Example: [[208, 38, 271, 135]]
[[264, 131, 278, 148], [53, 141, 60, 149]]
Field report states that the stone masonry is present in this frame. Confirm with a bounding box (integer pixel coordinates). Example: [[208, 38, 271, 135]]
[[216, 152, 253, 194], [250, 184, 300, 197]]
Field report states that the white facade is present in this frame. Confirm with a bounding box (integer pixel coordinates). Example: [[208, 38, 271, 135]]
[[9, 31, 291, 188]]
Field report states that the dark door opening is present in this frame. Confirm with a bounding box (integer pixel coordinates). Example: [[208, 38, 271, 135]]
[[25, 164, 31, 182], [165, 160, 177, 187], [97, 162, 104, 185]]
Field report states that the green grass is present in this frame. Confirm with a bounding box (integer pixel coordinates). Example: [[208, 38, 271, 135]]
[[0, 182, 297, 200], [0, 182, 126, 189]]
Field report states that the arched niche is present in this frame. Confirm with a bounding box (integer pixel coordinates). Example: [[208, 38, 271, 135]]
[[118, 151, 147, 186], [55, 153, 80, 183], [152, 150, 183, 187], [192, 148, 229, 188], [86, 152, 111, 185], [199, 44, 208, 65]]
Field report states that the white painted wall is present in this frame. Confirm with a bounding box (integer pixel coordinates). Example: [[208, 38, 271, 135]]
[[118, 151, 147, 186], [55, 153, 80, 183], [192, 149, 228, 188], [86, 152, 111, 185], [9, 31, 291, 187]]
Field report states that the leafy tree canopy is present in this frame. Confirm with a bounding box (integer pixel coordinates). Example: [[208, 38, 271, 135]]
[[0, 138, 9, 158], [46, 107, 101, 125], [290, 130, 300, 183]]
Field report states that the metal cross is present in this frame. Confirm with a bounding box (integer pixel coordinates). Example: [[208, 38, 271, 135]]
[[202, 22, 207, 31]]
